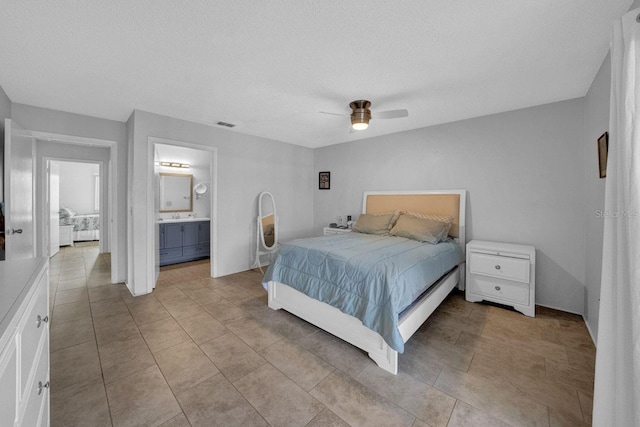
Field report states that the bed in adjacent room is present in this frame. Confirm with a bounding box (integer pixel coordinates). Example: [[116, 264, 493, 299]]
[[59, 207, 100, 242], [263, 190, 466, 374]]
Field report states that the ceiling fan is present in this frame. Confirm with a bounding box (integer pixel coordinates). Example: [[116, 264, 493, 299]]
[[320, 100, 409, 131]]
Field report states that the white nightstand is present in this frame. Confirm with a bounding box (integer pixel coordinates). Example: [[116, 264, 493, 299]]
[[59, 225, 74, 247], [323, 227, 352, 236], [466, 240, 536, 317]]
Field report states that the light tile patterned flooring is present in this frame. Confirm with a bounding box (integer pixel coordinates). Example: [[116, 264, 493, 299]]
[[49, 243, 596, 426]]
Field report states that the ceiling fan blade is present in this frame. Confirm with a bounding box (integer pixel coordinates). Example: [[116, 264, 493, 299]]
[[374, 109, 408, 119], [319, 111, 348, 117]]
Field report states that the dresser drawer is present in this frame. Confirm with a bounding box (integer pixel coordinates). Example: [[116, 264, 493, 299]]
[[0, 345, 17, 425], [469, 275, 529, 306], [469, 252, 530, 284], [17, 273, 48, 397], [20, 344, 49, 427]]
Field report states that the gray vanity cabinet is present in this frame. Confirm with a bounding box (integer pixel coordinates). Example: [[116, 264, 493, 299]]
[[159, 220, 210, 266], [182, 223, 199, 247], [198, 221, 210, 244], [164, 224, 184, 248]]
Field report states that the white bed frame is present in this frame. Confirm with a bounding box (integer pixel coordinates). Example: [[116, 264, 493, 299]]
[[267, 189, 466, 374], [74, 229, 100, 242]]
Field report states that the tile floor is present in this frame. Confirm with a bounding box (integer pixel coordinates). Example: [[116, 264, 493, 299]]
[[49, 242, 596, 426]]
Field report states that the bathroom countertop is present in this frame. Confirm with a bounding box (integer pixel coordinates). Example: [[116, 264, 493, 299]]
[[157, 217, 210, 223]]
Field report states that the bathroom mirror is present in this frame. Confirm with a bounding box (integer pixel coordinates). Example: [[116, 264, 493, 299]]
[[253, 192, 278, 272], [159, 173, 193, 212], [194, 182, 209, 199]]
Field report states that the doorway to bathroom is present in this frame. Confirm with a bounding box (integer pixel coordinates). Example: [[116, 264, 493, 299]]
[[151, 140, 217, 287]]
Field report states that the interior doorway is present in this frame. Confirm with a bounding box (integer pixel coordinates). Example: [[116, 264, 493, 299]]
[[34, 132, 120, 284], [149, 138, 218, 290], [48, 160, 102, 257]]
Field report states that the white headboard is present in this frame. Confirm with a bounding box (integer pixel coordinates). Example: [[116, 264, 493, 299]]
[[362, 189, 467, 255]]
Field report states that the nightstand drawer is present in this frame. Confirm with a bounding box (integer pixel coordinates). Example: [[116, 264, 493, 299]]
[[323, 227, 352, 236], [469, 253, 530, 284], [469, 275, 529, 305]]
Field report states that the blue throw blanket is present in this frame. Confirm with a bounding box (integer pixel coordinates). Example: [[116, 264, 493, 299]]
[[262, 233, 462, 353]]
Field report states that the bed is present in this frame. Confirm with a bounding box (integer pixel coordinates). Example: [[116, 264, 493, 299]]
[[59, 209, 100, 242], [263, 190, 466, 374]]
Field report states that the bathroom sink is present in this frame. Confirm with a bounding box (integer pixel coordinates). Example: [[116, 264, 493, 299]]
[[157, 217, 210, 223]]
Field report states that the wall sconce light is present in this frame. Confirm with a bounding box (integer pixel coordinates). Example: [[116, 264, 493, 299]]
[[160, 161, 190, 169]]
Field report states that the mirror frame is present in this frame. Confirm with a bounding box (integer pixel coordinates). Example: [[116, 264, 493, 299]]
[[258, 191, 278, 251], [159, 173, 194, 212]]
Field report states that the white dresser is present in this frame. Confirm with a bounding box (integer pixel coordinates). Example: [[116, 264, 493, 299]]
[[465, 240, 536, 317], [0, 258, 50, 427]]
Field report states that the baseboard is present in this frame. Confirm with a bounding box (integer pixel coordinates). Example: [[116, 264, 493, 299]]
[[536, 302, 582, 316], [583, 315, 597, 347]]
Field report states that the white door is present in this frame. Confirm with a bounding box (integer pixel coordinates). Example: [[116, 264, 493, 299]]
[[48, 161, 60, 257], [4, 119, 35, 260]]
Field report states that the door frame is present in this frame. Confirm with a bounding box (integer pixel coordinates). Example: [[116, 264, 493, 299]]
[[32, 131, 120, 282], [46, 160, 60, 257], [147, 136, 218, 292]]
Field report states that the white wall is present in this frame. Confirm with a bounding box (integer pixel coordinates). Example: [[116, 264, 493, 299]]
[[56, 161, 100, 214], [128, 110, 314, 295], [583, 54, 611, 342], [314, 99, 587, 314]]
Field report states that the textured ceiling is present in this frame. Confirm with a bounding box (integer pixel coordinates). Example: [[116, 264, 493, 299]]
[[0, 1, 632, 148]]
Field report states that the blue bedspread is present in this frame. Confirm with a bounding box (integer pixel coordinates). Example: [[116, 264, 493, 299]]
[[262, 233, 462, 353]]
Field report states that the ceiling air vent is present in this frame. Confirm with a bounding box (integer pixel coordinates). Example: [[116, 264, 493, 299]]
[[216, 121, 236, 128]]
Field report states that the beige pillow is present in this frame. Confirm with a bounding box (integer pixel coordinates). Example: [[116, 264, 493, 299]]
[[372, 210, 400, 228], [390, 214, 452, 244], [403, 211, 454, 227], [352, 212, 398, 235]]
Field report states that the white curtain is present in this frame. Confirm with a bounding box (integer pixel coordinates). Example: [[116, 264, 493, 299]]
[[593, 8, 640, 426]]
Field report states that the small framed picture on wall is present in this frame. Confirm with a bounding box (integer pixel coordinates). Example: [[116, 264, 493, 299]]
[[319, 171, 330, 190], [598, 132, 608, 178]]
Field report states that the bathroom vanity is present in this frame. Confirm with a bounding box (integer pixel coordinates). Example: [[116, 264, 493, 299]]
[[159, 218, 210, 266]]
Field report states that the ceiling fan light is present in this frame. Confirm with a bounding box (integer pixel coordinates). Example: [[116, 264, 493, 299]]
[[350, 105, 371, 131]]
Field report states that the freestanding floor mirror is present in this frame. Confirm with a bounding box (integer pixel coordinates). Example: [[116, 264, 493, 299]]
[[253, 191, 278, 272]]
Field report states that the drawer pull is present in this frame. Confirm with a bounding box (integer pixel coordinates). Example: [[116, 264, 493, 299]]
[[36, 314, 49, 328], [495, 265, 501, 270], [37, 381, 50, 395], [495, 286, 501, 291]]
